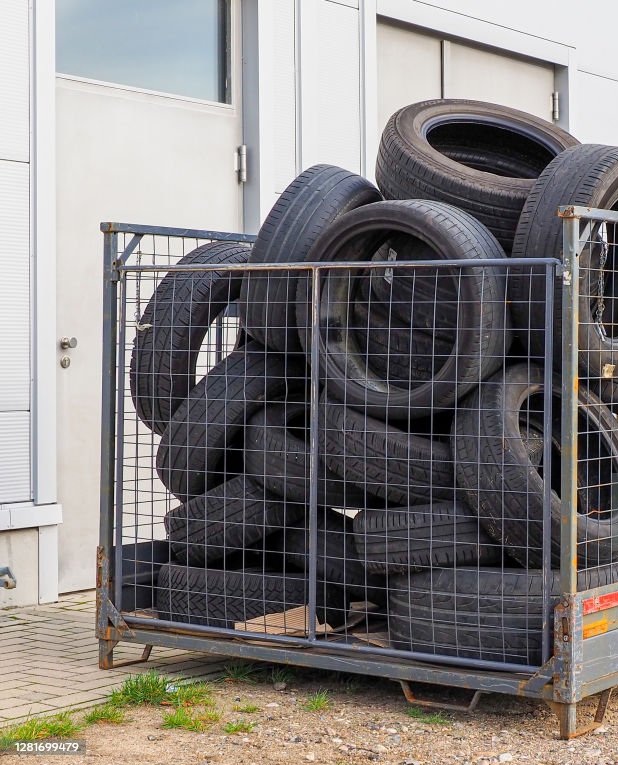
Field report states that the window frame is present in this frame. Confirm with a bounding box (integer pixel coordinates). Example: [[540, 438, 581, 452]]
[[55, 0, 232, 107]]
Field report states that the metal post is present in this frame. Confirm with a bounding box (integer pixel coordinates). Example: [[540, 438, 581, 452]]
[[558, 210, 581, 734], [560, 213, 580, 595], [541, 263, 555, 664], [307, 268, 321, 641], [98, 229, 119, 668], [113, 273, 129, 610]]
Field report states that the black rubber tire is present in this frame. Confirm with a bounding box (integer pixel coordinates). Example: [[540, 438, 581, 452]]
[[239, 165, 381, 353], [297, 200, 511, 421], [388, 565, 618, 665], [270, 507, 387, 605], [375, 99, 578, 251], [164, 475, 305, 567], [156, 343, 308, 502], [352, 294, 453, 386], [244, 401, 368, 509], [509, 144, 618, 376], [363, 232, 460, 332], [129, 242, 249, 435], [157, 564, 350, 630], [452, 363, 618, 568], [319, 393, 456, 507], [353, 503, 501, 574]]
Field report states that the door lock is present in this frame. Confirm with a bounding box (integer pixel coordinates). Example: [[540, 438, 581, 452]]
[[60, 336, 78, 349]]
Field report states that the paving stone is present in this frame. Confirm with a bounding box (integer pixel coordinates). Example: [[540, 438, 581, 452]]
[[3, 703, 58, 719], [0, 590, 222, 725], [44, 690, 112, 708]]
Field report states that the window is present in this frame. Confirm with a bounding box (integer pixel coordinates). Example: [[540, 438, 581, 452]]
[[55, 0, 230, 103]]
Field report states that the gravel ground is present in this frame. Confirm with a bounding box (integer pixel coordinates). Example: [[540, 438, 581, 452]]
[[1, 667, 617, 765]]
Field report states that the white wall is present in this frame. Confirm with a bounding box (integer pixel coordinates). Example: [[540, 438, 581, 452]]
[[0, 530, 38, 607], [0, 0, 31, 506]]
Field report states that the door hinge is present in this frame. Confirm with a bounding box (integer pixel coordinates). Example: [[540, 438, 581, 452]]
[[236, 145, 247, 184], [552, 91, 560, 122]]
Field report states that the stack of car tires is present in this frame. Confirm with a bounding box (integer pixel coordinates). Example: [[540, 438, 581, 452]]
[[130, 99, 618, 666]]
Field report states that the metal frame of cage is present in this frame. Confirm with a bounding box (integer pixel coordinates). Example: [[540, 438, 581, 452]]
[[97, 207, 618, 739]]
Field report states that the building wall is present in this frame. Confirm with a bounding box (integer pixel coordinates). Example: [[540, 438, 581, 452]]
[[375, 0, 618, 144], [0, 1, 30, 507]]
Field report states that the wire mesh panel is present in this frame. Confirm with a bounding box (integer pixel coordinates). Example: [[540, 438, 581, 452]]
[[565, 213, 618, 577], [103, 219, 572, 674]]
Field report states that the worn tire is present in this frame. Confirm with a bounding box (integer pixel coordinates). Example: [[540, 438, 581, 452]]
[[164, 475, 305, 566], [270, 507, 387, 605], [320, 393, 456, 507], [388, 565, 618, 665], [352, 294, 453, 386], [129, 242, 249, 435], [375, 99, 578, 250], [244, 401, 368, 509], [297, 200, 511, 421], [239, 165, 381, 353], [452, 363, 618, 568], [156, 343, 308, 502], [364, 233, 460, 333], [353, 503, 501, 574], [157, 564, 350, 630], [509, 144, 618, 376]]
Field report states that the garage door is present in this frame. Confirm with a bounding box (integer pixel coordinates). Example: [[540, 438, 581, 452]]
[[377, 18, 556, 131], [444, 41, 554, 120]]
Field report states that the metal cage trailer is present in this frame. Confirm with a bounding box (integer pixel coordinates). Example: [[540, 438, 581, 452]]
[[97, 203, 618, 740]]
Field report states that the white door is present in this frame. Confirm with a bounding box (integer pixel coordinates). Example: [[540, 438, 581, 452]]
[[55, 0, 244, 592], [377, 18, 556, 129]]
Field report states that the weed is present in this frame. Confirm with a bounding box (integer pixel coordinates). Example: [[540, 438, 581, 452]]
[[169, 682, 213, 708], [199, 709, 222, 724], [233, 703, 260, 713], [223, 720, 256, 734], [108, 671, 171, 707], [270, 666, 295, 685], [221, 662, 260, 683], [83, 704, 126, 725], [304, 690, 330, 712], [0, 712, 79, 750], [404, 707, 450, 725], [161, 707, 204, 732]]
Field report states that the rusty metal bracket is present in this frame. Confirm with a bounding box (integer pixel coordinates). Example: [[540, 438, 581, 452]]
[[546, 688, 613, 739], [101, 643, 154, 671], [399, 680, 483, 713], [553, 595, 584, 705]]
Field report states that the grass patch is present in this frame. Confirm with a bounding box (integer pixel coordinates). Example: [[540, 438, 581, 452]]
[[109, 672, 171, 707], [304, 690, 330, 712], [221, 662, 260, 683], [404, 706, 450, 725], [108, 672, 212, 709], [233, 703, 260, 713], [0, 712, 79, 750], [270, 666, 295, 685], [223, 720, 256, 734], [161, 707, 204, 732], [83, 704, 126, 725], [199, 709, 222, 724], [168, 682, 213, 708]]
